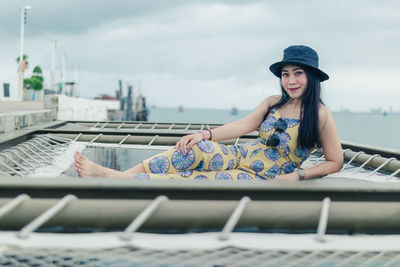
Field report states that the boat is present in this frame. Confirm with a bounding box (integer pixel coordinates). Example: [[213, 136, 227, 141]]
[[0, 120, 400, 265], [231, 106, 238, 115]]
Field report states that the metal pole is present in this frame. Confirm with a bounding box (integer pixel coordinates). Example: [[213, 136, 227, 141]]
[[61, 48, 66, 95], [51, 40, 57, 91], [73, 64, 78, 96], [18, 7, 26, 99]]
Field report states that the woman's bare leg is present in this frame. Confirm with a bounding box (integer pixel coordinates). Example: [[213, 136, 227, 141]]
[[74, 151, 145, 178], [125, 162, 146, 174]]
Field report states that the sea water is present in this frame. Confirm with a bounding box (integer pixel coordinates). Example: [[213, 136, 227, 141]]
[[148, 107, 400, 151]]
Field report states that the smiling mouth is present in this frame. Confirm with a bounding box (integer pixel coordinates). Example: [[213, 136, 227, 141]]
[[289, 87, 300, 91]]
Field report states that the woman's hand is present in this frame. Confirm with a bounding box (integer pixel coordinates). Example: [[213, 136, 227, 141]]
[[173, 133, 204, 154], [274, 172, 300, 181]]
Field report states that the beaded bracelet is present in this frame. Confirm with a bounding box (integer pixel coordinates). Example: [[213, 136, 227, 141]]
[[207, 129, 213, 141], [197, 130, 206, 141]]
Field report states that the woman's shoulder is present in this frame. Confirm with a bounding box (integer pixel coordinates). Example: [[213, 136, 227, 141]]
[[318, 104, 332, 118], [318, 104, 334, 131], [254, 95, 281, 116], [256, 95, 280, 110], [265, 95, 281, 108]]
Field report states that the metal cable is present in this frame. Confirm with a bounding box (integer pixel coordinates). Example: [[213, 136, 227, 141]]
[[18, 143, 49, 164], [341, 151, 365, 172], [44, 134, 73, 143], [38, 134, 67, 145], [0, 153, 30, 173], [0, 159, 23, 176], [2, 149, 36, 171], [118, 134, 131, 146], [37, 135, 69, 150], [0, 169, 12, 177], [381, 253, 400, 267], [17, 194, 78, 239], [234, 137, 240, 146], [352, 154, 380, 174], [148, 135, 159, 146], [29, 139, 63, 155], [331, 251, 368, 267], [13, 147, 43, 167], [100, 122, 109, 129], [255, 250, 302, 265], [357, 251, 386, 267], [120, 195, 168, 241], [219, 196, 251, 241], [307, 251, 345, 267], [89, 134, 103, 144], [315, 197, 331, 243], [24, 142, 53, 160], [367, 157, 396, 177], [92, 122, 100, 129], [286, 251, 323, 267], [73, 133, 82, 141], [389, 168, 400, 179], [0, 194, 30, 218]]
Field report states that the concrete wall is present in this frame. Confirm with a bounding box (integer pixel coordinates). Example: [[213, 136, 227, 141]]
[[0, 110, 56, 134], [0, 95, 119, 134], [44, 95, 119, 121]]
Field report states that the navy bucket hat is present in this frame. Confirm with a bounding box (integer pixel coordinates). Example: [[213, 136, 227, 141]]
[[269, 45, 329, 81]]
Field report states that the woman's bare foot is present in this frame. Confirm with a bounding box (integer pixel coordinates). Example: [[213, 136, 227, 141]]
[[74, 151, 115, 177]]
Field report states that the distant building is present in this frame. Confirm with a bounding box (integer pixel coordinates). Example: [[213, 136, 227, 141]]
[[370, 108, 382, 114], [95, 94, 116, 100]]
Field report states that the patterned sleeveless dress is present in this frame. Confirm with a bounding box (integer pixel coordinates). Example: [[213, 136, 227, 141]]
[[138, 108, 311, 181]]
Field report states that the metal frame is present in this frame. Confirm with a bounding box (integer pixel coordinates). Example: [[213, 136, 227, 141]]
[[0, 119, 400, 182], [3, 193, 400, 234], [1, 121, 400, 264]]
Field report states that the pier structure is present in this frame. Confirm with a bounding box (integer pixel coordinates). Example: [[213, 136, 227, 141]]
[[0, 119, 399, 265]]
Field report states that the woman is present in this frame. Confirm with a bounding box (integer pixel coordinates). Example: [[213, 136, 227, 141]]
[[75, 45, 343, 181]]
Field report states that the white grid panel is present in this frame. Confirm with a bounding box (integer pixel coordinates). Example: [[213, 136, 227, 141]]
[[0, 245, 399, 266]]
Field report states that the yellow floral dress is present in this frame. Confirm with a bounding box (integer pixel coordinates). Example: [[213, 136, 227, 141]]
[[138, 108, 310, 181]]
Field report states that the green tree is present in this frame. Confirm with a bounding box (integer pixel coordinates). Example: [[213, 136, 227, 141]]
[[23, 78, 32, 90], [16, 54, 29, 71], [24, 65, 44, 91]]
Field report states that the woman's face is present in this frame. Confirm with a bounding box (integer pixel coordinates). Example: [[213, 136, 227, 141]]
[[281, 65, 308, 100]]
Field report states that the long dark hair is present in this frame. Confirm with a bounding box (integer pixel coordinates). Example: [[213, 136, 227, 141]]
[[264, 65, 323, 149]]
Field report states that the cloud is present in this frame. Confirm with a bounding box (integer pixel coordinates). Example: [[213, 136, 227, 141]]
[[1, 0, 400, 111]]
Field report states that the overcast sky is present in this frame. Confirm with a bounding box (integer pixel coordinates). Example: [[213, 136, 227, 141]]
[[1, 0, 399, 111]]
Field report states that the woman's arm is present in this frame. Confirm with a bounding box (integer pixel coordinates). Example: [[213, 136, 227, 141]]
[[275, 105, 343, 181], [208, 97, 276, 141], [176, 96, 280, 154], [301, 106, 343, 179]]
